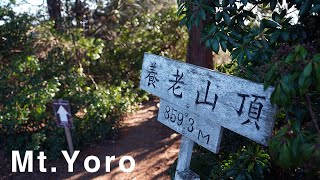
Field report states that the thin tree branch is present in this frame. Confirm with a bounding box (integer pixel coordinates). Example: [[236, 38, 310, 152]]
[[88, 75, 99, 90], [305, 93, 320, 133]]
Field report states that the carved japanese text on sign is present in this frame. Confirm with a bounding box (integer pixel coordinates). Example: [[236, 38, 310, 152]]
[[140, 53, 276, 147]]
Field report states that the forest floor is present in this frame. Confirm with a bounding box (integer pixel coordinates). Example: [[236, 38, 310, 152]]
[[0, 100, 181, 180]]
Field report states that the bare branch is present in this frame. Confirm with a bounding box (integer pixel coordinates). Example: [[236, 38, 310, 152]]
[[306, 93, 320, 133]]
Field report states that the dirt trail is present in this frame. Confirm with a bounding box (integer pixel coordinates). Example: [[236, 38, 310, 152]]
[[1, 100, 181, 180]]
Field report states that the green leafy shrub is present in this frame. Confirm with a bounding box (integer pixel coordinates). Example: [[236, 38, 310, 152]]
[[90, 6, 188, 86], [170, 144, 271, 180], [0, 8, 141, 158], [218, 146, 271, 180], [176, 0, 320, 178], [0, 3, 187, 159]]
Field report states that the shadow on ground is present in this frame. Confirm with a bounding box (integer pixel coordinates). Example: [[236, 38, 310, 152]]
[[1, 100, 181, 180]]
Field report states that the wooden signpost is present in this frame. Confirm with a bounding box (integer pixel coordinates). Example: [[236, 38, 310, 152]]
[[139, 53, 276, 179], [53, 99, 74, 155]]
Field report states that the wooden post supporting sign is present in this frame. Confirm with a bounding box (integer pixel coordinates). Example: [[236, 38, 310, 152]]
[[175, 137, 199, 180], [139, 53, 276, 179], [63, 126, 74, 155]]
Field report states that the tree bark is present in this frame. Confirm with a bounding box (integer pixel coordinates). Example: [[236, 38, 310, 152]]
[[47, 0, 63, 31], [186, 24, 213, 69], [75, 0, 82, 28]]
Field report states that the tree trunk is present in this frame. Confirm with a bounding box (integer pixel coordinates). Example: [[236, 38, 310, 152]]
[[186, 24, 213, 69], [75, 0, 82, 28], [47, 0, 63, 31]]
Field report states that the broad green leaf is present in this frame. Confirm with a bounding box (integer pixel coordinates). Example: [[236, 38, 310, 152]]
[[229, 0, 236, 4], [213, 1, 220, 6], [313, 53, 320, 62], [299, 78, 311, 95], [270, 0, 277, 11], [256, 163, 263, 175], [298, 72, 306, 87], [215, 12, 222, 21], [265, 19, 279, 28], [260, 154, 270, 159], [248, 163, 254, 172], [298, 0, 312, 16], [272, 12, 281, 22], [237, 50, 245, 64], [245, 48, 252, 60], [179, 16, 187, 26], [280, 9, 287, 18], [281, 81, 291, 96], [264, 66, 275, 90], [199, 8, 206, 20], [244, 171, 253, 180], [205, 39, 211, 48], [226, 169, 238, 177], [231, 47, 242, 60], [222, 11, 231, 25], [222, 0, 229, 6], [229, 16, 236, 26], [271, 85, 281, 104], [270, 30, 281, 43], [212, 37, 220, 53], [301, 143, 314, 160], [310, 4, 320, 12], [314, 63, 320, 81], [228, 37, 240, 47], [218, 32, 228, 41], [291, 137, 300, 160], [220, 40, 227, 52], [303, 63, 312, 77], [208, 25, 218, 35], [299, 46, 308, 59], [203, 5, 215, 13], [241, 0, 248, 5], [285, 53, 296, 63], [245, 10, 256, 18], [195, 15, 201, 27], [235, 171, 246, 180], [279, 144, 291, 168], [280, 86, 289, 104], [280, 31, 290, 41]]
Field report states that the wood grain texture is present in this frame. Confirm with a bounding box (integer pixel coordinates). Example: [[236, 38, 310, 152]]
[[140, 53, 276, 146], [158, 99, 223, 153], [174, 136, 196, 180]]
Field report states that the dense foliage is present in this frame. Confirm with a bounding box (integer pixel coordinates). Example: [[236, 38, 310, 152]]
[[90, 6, 188, 85], [0, 1, 187, 158], [0, 9, 138, 157], [176, 0, 320, 178]]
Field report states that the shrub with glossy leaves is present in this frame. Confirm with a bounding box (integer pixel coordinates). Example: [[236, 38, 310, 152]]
[[177, 0, 320, 178]]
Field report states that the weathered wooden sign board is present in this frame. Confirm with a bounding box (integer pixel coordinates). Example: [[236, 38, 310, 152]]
[[139, 53, 276, 179], [158, 98, 223, 153]]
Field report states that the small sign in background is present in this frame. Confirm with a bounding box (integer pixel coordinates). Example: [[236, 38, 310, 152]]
[[53, 99, 73, 128]]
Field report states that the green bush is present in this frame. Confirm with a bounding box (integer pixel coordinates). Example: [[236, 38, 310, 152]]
[[175, 0, 320, 178], [90, 6, 188, 86], [0, 9, 141, 158], [0, 4, 187, 159]]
